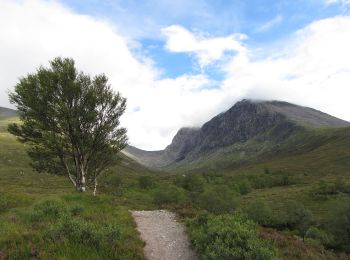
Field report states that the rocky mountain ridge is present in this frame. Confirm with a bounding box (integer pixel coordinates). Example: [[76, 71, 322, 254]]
[[124, 100, 350, 169]]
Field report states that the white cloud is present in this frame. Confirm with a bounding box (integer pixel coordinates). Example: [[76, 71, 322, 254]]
[[162, 25, 247, 69], [1, 1, 350, 151], [325, 0, 350, 11], [223, 16, 350, 122], [0, 0, 229, 150], [325, 0, 350, 5], [256, 15, 283, 32]]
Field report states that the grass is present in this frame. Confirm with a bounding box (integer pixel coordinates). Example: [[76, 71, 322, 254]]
[[0, 194, 145, 259], [0, 117, 146, 259], [1, 115, 350, 259]]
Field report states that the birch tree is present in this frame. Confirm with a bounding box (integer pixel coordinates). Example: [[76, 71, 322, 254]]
[[8, 57, 127, 194]]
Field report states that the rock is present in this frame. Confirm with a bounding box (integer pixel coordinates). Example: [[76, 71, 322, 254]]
[[124, 99, 350, 169]]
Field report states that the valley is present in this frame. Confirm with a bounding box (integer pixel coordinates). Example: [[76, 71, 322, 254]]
[[1, 100, 350, 259]]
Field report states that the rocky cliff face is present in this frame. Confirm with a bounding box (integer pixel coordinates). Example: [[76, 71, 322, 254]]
[[163, 127, 200, 162], [124, 100, 350, 168]]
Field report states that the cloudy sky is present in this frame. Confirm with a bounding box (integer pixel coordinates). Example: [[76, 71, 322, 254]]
[[1, 0, 350, 150]]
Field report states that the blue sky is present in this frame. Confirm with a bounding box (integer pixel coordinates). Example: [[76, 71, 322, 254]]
[[59, 0, 347, 78], [1, 0, 350, 149]]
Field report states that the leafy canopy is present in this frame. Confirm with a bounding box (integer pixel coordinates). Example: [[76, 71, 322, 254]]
[[8, 57, 127, 193]]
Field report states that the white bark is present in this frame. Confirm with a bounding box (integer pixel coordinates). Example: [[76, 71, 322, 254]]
[[60, 156, 77, 188], [93, 178, 97, 196], [78, 162, 86, 192], [80, 172, 86, 192]]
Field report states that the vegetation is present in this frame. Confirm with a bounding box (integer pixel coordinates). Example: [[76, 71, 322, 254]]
[[186, 213, 277, 260], [244, 200, 274, 226], [138, 175, 154, 189], [8, 57, 127, 194], [153, 185, 187, 206], [2, 108, 350, 258], [0, 194, 145, 259], [0, 113, 145, 259], [326, 198, 350, 251], [197, 185, 238, 214]]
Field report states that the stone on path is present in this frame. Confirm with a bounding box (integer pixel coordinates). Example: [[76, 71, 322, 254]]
[[131, 210, 198, 260]]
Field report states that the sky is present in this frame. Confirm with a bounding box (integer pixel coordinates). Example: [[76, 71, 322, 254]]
[[1, 0, 350, 150]]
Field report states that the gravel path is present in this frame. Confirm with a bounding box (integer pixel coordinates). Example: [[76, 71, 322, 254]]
[[131, 210, 198, 260]]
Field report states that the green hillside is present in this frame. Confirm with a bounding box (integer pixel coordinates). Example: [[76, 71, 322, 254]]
[[1, 115, 350, 259], [0, 116, 148, 259]]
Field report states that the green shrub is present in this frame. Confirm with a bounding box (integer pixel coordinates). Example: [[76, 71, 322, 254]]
[[103, 223, 122, 245], [306, 227, 333, 245], [327, 199, 350, 251], [49, 216, 122, 249], [264, 167, 271, 175], [174, 174, 205, 193], [69, 205, 84, 216], [100, 175, 123, 195], [49, 216, 102, 248], [34, 199, 67, 218], [280, 174, 290, 186], [245, 201, 274, 226], [276, 201, 315, 241], [248, 172, 296, 189], [138, 176, 154, 189], [311, 178, 350, 199], [0, 194, 29, 213], [187, 213, 277, 260], [198, 185, 238, 214], [153, 185, 187, 206], [236, 179, 252, 195], [0, 195, 11, 213], [110, 175, 123, 188]]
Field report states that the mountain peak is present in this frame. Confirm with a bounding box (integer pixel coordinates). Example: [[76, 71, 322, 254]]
[[124, 99, 350, 169]]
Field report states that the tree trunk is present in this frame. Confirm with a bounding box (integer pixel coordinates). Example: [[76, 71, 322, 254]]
[[93, 177, 97, 196], [78, 164, 86, 192], [80, 172, 86, 192]]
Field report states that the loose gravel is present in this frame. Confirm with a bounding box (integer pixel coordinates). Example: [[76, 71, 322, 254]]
[[131, 210, 198, 260]]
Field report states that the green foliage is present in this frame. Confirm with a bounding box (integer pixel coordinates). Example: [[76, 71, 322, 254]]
[[69, 204, 84, 216], [306, 227, 333, 245], [2, 115, 350, 257], [247, 172, 295, 189], [153, 185, 187, 206], [187, 213, 277, 260], [50, 216, 104, 248], [8, 57, 127, 193], [100, 174, 124, 196], [236, 179, 252, 195], [277, 201, 315, 240], [138, 176, 154, 189], [34, 199, 67, 218], [174, 174, 205, 193], [198, 185, 238, 214], [0, 196, 145, 259], [0, 194, 28, 213], [327, 199, 350, 251], [312, 178, 350, 199], [244, 201, 274, 226]]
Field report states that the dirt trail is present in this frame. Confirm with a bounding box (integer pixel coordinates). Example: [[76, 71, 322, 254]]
[[131, 210, 198, 260]]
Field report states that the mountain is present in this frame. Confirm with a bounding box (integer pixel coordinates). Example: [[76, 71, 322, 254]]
[[123, 100, 350, 170], [0, 107, 17, 117]]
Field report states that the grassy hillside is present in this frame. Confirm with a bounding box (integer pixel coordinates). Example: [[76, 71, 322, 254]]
[[1, 115, 350, 259], [168, 126, 350, 174], [0, 117, 147, 259]]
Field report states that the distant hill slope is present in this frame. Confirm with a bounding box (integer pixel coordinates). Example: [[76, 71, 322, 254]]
[[124, 99, 350, 170], [0, 107, 17, 117], [0, 115, 157, 178]]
